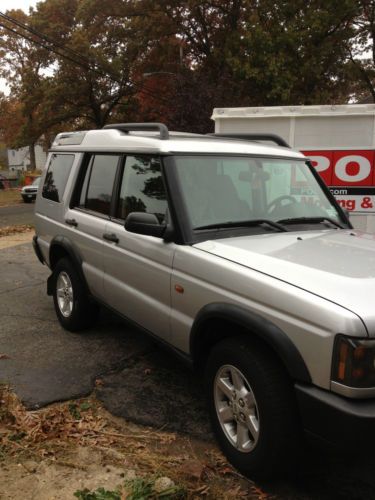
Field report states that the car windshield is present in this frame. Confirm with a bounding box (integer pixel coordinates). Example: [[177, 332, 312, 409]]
[[32, 177, 41, 186], [174, 156, 343, 230]]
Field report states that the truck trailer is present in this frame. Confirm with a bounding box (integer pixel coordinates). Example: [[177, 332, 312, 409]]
[[212, 104, 375, 232]]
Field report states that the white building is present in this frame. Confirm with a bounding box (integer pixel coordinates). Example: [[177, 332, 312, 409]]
[[7, 144, 47, 172]]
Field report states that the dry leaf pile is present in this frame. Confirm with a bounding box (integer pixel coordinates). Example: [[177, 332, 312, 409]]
[[0, 224, 34, 237], [0, 386, 261, 498]]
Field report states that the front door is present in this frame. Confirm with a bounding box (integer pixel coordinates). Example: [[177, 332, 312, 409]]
[[103, 155, 175, 342]]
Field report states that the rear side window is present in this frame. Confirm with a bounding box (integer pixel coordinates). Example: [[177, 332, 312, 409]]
[[42, 154, 75, 202], [79, 154, 120, 216]]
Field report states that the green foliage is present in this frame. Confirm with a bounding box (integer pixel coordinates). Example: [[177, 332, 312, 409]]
[[8, 431, 26, 442], [68, 403, 81, 420], [67, 401, 92, 419], [74, 476, 186, 500], [79, 401, 92, 411], [74, 487, 120, 500]]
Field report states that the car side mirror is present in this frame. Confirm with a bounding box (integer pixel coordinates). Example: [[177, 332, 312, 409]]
[[124, 212, 166, 238]]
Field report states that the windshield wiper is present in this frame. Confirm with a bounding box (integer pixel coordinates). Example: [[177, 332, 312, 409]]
[[195, 219, 288, 232], [277, 216, 344, 229]]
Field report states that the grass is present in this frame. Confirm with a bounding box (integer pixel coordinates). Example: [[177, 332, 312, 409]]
[[0, 189, 22, 207], [74, 476, 187, 499]]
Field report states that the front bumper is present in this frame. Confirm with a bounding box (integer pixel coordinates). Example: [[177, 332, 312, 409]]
[[22, 192, 37, 200], [295, 383, 375, 448]]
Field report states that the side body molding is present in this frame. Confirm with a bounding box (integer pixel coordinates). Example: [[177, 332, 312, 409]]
[[47, 236, 87, 296], [190, 303, 312, 383]]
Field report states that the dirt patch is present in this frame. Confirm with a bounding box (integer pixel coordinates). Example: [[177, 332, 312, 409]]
[[0, 228, 34, 249], [0, 190, 22, 207], [0, 386, 259, 499]]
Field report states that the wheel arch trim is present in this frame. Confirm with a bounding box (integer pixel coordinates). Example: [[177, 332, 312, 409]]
[[47, 236, 87, 296], [190, 303, 312, 383]]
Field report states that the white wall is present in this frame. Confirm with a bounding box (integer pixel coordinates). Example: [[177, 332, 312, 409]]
[[7, 145, 47, 171]]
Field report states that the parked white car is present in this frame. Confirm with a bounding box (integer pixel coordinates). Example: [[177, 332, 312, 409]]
[[21, 176, 40, 203]]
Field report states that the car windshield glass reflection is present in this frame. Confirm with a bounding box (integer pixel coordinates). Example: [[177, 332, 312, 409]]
[[174, 156, 343, 230]]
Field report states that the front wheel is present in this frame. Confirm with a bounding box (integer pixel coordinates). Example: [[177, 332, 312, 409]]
[[52, 257, 98, 332], [205, 336, 302, 480]]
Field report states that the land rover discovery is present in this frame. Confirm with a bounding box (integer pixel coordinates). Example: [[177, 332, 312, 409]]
[[33, 123, 375, 479]]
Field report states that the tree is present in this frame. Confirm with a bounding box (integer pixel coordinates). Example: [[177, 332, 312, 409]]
[[33, 0, 141, 128], [234, 0, 358, 105], [98, 0, 360, 131], [346, 0, 375, 102], [0, 9, 52, 169]]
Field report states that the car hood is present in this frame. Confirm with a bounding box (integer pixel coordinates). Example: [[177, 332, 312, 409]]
[[194, 229, 375, 335]]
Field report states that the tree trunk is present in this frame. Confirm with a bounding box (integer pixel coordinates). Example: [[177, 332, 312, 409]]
[[29, 143, 36, 171]]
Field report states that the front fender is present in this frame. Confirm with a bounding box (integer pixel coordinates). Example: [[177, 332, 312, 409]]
[[190, 302, 311, 383]]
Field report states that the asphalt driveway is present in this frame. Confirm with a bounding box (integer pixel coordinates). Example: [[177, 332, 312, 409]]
[[0, 238, 210, 439], [0, 203, 35, 228], [2, 239, 375, 498]]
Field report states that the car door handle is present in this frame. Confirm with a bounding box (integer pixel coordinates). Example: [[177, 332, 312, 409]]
[[65, 218, 78, 227], [103, 232, 119, 244]]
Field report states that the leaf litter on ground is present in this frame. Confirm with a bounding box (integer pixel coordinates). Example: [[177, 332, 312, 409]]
[[0, 385, 259, 499]]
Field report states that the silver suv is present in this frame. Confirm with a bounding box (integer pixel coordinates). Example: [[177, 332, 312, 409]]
[[33, 123, 375, 479]]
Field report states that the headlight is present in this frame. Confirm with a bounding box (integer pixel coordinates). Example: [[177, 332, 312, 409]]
[[332, 336, 375, 389]]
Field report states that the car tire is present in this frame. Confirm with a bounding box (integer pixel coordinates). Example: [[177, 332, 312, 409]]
[[205, 336, 302, 480], [22, 196, 32, 203], [52, 257, 99, 332]]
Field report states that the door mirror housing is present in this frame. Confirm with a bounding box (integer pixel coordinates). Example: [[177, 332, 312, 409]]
[[125, 212, 166, 238]]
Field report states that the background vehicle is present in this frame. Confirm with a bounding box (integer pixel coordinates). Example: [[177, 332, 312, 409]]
[[33, 124, 375, 479], [213, 104, 375, 232], [21, 176, 41, 203]]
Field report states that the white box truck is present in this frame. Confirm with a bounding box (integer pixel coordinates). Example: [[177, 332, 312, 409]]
[[212, 104, 375, 232]]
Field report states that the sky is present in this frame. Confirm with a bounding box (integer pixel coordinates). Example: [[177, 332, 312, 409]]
[[0, 0, 39, 93], [1, 0, 38, 13]]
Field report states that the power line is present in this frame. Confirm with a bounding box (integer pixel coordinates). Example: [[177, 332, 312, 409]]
[[0, 11, 91, 67], [0, 11, 174, 107], [0, 13, 117, 80]]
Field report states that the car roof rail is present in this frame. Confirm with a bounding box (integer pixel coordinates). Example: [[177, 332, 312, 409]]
[[209, 133, 290, 148], [102, 122, 169, 140]]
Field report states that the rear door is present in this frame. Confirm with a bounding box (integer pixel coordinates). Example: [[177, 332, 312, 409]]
[[103, 154, 175, 342], [66, 154, 121, 300]]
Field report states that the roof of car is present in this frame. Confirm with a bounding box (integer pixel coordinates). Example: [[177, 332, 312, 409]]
[[51, 127, 305, 160]]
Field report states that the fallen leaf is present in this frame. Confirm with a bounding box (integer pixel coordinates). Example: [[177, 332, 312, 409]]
[[180, 459, 205, 480]]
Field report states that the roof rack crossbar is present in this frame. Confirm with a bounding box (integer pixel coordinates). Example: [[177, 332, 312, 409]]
[[210, 133, 290, 148], [102, 122, 169, 140]]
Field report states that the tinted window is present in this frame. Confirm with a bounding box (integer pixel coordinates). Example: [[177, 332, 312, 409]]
[[42, 154, 74, 202], [117, 156, 167, 223], [80, 155, 120, 216]]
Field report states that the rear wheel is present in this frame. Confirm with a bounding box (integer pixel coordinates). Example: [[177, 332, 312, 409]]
[[205, 336, 302, 480], [52, 258, 98, 331]]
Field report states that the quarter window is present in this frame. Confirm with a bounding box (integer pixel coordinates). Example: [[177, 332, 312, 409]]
[[42, 154, 75, 202], [117, 156, 167, 223]]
